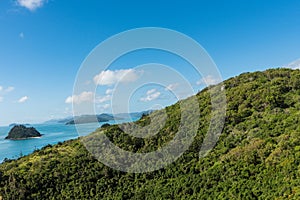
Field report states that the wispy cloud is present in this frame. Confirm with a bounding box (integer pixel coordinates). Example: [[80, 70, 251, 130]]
[[0, 86, 14, 92], [96, 103, 111, 113], [17, 0, 47, 11], [98, 103, 110, 110], [96, 95, 111, 103], [285, 59, 300, 69], [105, 88, 114, 95], [102, 104, 110, 109], [0, 86, 14, 103], [18, 96, 28, 103], [165, 83, 179, 91], [197, 75, 221, 86], [146, 89, 156, 95], [64, 107, 72, 115], [65, 91, 94, 104], [65, 91, 112, 104], [94, 69, 141, 86], [5, 86, 14, 92], [140, 89, 161, 102]]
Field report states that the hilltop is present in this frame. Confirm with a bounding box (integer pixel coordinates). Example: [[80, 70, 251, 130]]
[[0, 68, 300, 199]]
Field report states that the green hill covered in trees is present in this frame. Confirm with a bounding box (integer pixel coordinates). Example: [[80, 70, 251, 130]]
[[1, 68, 300, 199]]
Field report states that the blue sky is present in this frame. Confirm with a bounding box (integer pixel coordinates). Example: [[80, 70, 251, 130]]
[[0, 0, 300, 126]]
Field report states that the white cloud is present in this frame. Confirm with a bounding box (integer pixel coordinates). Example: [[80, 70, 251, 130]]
[[140, 89, 161, 102], [165, 83, 179, 91], [17, 0, 47, 11], [65, 91, 94, 104], [0, 85, 15, 92], [94, 69, 141, 85], [146, 89, 156, 95], [0, 86, 14, 103], [18, 96, 28, 103], [197, 75, 221, 86], [97, 104, 110, 112], [5, 86, 14, 92], [102, 104, 110, 109], [65, 97, 72, 104], [96, 95, 111, 103], [0, 86, 14, 93], [64, 107, 72, 115], [65, 91, 112, 104], [98, 104, 110, 109], [285, 59, 300, 69], [105, 88, 114, 95]]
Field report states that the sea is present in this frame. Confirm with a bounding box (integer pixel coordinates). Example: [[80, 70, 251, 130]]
[[0, 118, 138, 163]]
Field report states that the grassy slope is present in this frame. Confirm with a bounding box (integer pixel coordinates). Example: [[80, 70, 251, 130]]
[[1, 68, 300, 199]]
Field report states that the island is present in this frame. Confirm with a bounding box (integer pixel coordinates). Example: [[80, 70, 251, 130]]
[[65, 114, 120, 125], [44, 111, 152, 125], [5, 125, 42, 140]]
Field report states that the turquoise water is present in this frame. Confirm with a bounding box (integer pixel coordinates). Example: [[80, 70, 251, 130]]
[[0, 119, 137, 163]]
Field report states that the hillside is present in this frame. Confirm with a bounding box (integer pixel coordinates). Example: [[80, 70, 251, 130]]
[[1, 68, 300, 199]]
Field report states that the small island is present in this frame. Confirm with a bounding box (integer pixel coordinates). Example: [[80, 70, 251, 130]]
[[5, 125, 42, 140]]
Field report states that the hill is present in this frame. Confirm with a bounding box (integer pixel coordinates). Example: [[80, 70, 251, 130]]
[[5, 125, 42, 140], [44, 111, 152, 125], [0, 68, 300, 199], [65, 114, 117, 125]]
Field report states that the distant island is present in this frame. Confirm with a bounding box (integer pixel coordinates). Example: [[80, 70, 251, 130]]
[[5, 125, 42, 140], [44, 111, 153, 125], [9, 123, 31, 127], [65, 114, 118, 125]]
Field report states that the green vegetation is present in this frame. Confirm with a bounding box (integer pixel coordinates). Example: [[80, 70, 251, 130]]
[[1, 68, 300, 199], [5, 125, 41, 140]]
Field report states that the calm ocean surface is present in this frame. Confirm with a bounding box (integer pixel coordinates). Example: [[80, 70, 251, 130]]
[[0, 118, 137, 163]]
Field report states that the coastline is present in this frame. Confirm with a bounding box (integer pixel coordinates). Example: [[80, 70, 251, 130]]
[[0, 118, 139, 163], [6, 135, 43, 141]]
